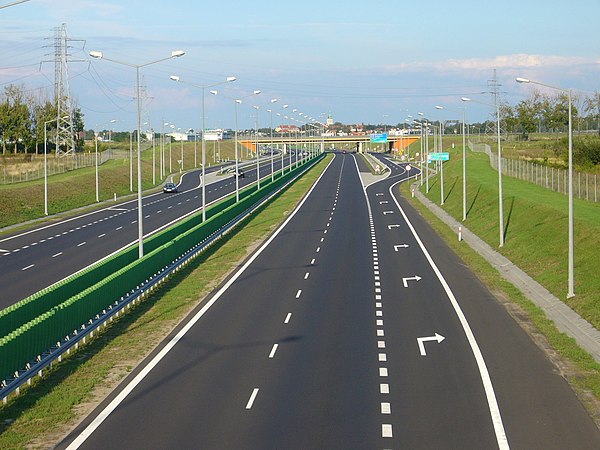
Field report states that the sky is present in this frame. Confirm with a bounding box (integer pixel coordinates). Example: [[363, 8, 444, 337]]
[[2, 0, 600, 132]]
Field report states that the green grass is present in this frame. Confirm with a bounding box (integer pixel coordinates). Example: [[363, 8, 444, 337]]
[[0, 155, 331, 449], [421, 143, 600, 329], [0, 141, 240, 229]]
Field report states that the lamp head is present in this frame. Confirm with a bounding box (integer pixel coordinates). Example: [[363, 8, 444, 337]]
[[171, 50, 185, 58], [209, 90, 218, 95], [254, 90, 261, 95], [226, 76, 236, 82], [461, 97, 471, 102], [271, 98, 278, 103], [170, 75, 180, 82], [435, 105, 443, 110], [516, 77, 530, 84], [89, 51, 103, 59]]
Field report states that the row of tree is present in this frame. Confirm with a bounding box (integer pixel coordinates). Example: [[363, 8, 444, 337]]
[[0, 84, 84, 156]]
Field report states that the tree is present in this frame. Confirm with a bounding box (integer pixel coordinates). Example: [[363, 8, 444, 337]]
[[515, 98, 537, 140], [583, 91, 600, 135], [0, 84, 33, 154]]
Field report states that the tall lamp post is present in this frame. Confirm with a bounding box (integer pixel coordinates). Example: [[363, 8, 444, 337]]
[[170, 75, 236, 221], [211, 89, 261, 202], [90, 49, 185, 258], [462, 96, 504, 247], [267, 98, 278, 182], [516, 77, 575, 298], [436, 104, 467, 220]]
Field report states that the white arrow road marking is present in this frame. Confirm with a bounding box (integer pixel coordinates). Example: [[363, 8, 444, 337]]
[[383, 211, 394, 215], [379, 201, 389, 204], [417, 333, 446, 356], [0, 249, 9, 253], [376, 193, 384, 196], [402, 275, 422, 287], [394, 244, 409, 251], [388, 224, 400, 229]]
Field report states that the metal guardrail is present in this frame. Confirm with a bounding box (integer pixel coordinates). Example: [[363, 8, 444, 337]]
[[0, 155, 323, 403]]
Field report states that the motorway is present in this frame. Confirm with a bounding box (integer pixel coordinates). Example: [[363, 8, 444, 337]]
[[0, 154, 298, 309], [57, 152, 600, 449]]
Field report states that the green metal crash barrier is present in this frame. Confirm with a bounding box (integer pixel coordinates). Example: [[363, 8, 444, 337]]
[[0, 155, 323, 382]]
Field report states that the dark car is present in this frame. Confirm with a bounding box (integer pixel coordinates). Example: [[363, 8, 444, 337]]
[[163, 182, 178, 193], [232, 169, 245, 178]]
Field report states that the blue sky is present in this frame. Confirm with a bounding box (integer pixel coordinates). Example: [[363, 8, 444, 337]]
[[2, 0, 600, 131]]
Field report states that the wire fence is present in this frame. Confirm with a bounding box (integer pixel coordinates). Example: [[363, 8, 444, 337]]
[[0, 150, 129, 185], [468, 140, 599, 203]]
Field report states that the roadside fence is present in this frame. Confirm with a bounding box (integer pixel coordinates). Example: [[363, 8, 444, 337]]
[[468, 140, 599, 203]]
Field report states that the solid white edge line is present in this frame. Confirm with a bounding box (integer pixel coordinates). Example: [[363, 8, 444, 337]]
[[385, 175, 510, 449], [65, 153, 336, 450]]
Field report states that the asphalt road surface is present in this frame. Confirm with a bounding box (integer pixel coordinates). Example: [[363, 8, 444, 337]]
[[57, 152, 600, 449], [0, 155, 296, 309]]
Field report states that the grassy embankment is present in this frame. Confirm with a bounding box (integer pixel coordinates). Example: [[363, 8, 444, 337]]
[[0, 154, 331, 449], [399, 137, 600, 403], [0, 140, 239, 229]]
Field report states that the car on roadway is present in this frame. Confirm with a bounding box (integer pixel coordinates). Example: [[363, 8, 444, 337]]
[[163, 182, 178, 193], [232, 169, 245, 178]]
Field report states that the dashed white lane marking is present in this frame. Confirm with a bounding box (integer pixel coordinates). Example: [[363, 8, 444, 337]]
[[304, 272, 310, 280], [98, 234, 106, 238], [269, 344, 279, 359], [377, 319, 384, 326], [52, 252, 63, 258], [378, 341, 386, 349], [378, 353, 387, 362], [77, 242, 86, 247], [316, 247, 321, 252], [380, 383, 390, 394], [382, 424, 393, 438], [284, 313, 292, 324], [310, 259, 316, 265], [379, 367, 388, 377], [295, 290, 302, 299], [116, 226, 123, 231], [381, 403, 391, 414], [377, 329, 385, 337], [22, 264, 34, 271], [246, 388, 259, 409]]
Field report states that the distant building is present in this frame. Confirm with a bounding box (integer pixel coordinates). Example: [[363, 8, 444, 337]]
[[326, 114, 334, 127], [276, 124, 300, 134]]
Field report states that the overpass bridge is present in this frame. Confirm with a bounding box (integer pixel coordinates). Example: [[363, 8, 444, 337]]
[[240, 134, 420, 156]]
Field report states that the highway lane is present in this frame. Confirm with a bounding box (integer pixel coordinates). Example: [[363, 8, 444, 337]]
[[371, 153, 600, 448], [57, 151, 600, 449], [0, 155, 294, 309]]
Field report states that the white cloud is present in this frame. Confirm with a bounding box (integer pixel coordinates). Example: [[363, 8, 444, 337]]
[[385, 54, 599, 73]]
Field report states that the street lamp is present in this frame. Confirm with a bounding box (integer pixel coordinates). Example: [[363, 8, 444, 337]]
[[267, 98, 278, 182], [436, 104, 467, 220], [516, 77, 575, 298], [170, 75, 236, 221], [462, 96, 504, 247], [211, 89, 261, 202], [90, 49, 185, 258]]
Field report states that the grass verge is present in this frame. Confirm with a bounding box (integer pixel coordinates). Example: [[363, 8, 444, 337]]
[[0, 155, 331, 449], [0, 141, 239, 229]]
